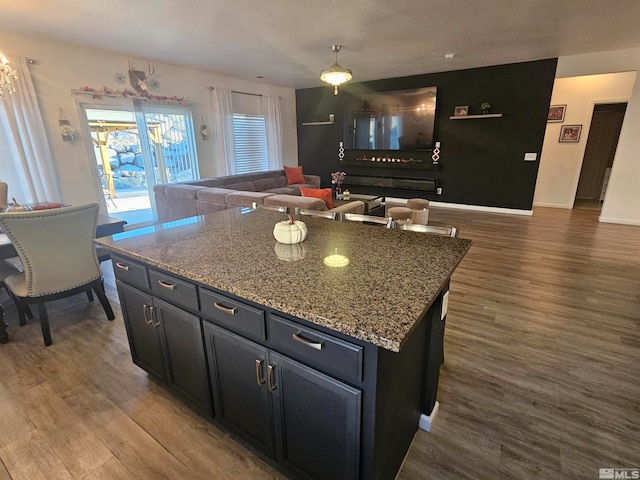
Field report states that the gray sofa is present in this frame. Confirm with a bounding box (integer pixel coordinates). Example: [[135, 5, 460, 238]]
[[154, 169, 364, 223]]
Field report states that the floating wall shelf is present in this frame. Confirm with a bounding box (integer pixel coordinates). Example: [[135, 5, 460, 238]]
[[449, 113, 503, 120], [301, 114, 335, 126]]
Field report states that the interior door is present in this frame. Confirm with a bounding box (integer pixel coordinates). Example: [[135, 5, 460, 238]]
[[576, 103, 627, 201]]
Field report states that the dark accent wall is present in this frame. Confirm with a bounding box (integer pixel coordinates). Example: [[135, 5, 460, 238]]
[[296, 58, 558, 210]]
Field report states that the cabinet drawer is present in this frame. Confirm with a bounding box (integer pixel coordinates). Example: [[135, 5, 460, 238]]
[[269, 315, 363, 383], [149, 269, 199, 311], [201, 289, 265, 341], [112, 254, 149, 290]]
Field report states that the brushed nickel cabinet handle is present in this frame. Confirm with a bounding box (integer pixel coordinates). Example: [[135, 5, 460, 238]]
[[267, 364, 277, 391], [115, 262, 130, 271], [157, 280, 177, 290], [213, 302, 237, 315], [293, 332, 324, 351], [143, 304, 152, 325], [149, 306, 160, 327], [255, 358, 265, 386]]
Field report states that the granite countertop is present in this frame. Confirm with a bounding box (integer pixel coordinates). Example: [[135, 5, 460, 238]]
[[97, 209, 471, 352]]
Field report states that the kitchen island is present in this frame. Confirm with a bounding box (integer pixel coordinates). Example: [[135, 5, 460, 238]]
[[97, 208, 471, 480]]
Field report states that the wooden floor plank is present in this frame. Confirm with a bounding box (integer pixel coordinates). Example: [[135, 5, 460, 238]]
[[0, 430, 73, 480]]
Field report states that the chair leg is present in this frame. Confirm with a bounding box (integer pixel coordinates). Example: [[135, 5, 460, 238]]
[[9, 291, 28, 326], [86, 289, 94, 302], [0, 305, 8, 344], [37, 302, 52, 346], [93, 279, 115, 321]]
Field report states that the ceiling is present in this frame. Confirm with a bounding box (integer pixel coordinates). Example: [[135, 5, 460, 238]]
[[2, 0, 640, 89]]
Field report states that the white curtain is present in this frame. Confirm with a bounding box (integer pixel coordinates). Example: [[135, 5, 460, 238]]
[[262, 95, 284, 170], [209, 87, 236, 175], [0, 56, 61, 204]]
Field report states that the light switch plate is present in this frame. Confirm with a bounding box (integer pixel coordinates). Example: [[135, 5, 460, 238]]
[[524, 152, 537, 161]]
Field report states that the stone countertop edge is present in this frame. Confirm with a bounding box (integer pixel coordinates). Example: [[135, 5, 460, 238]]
[[96, 210, 471, 352]]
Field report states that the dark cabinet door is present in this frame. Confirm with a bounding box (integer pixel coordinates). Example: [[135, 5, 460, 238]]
[[154, 298, 211, 417], [270, 352, 361, 480], [204, 323, 275, 456], [116, 281, 166, 381]]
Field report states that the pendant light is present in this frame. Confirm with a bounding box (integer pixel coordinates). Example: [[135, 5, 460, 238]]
[[320, 45, 352, 95]]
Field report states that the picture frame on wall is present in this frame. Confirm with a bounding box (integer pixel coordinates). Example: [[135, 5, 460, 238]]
[[559, 124, 582, 143], [453, 105, 469, 116], [548, 105, 566, 122]]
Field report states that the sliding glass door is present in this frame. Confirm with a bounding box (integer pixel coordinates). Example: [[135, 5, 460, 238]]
[[83, 102, 199, 226]]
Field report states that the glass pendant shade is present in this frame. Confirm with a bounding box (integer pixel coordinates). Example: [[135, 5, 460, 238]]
[[320, 45, 352, 95]]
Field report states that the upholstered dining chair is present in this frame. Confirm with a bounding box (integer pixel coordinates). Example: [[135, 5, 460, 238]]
[[343, 213, 394, 228], [394, 223, 459, 237], [0, 202, 115, 346]]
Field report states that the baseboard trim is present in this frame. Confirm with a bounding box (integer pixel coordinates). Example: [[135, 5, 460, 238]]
[[532, 201, 572, 209], [418, 401, 440, 432], [385, 198, 533, 216], [599, 216, 640, 226], [429, 202, 533, 216]]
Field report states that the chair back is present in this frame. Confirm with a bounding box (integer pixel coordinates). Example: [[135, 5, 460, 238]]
[[251, 202, 290, 213], [0, 182, 7, 207], [394, 223, 459, 237], [294, 208, 339, 220], [343, 213, 393, 228], [0, 202, 101, 296]]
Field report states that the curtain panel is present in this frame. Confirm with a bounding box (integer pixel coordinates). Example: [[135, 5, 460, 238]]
[[0, 56, 61, 204], [209, 87, 236, 176]]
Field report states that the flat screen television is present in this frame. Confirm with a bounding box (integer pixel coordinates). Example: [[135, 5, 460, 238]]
[[343, 86, 437, 151]]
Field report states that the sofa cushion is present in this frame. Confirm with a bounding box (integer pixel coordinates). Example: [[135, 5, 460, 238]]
[[223, 181, 257, 192], [300, 187, 333, 209], [264, 186, 302, 195], [284, 166, 305, 185], [164, 184, 206, 199], [196, 187, 237, 204], [264, 194, 327, 211], [253, 177, 280, 191], [225, 191, 274, 207]]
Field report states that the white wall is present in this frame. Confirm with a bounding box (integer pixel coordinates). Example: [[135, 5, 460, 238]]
[[542, 48, 640, 225], [533, 72, 636, 209], [0, 32, 299, 208]]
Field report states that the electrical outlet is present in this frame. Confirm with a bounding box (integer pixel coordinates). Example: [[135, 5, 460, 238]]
[[436, 187, 443, 195]]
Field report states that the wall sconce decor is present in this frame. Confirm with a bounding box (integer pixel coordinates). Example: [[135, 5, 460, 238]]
[[59, 108, 76, 141], [201, 125, 211, 140]]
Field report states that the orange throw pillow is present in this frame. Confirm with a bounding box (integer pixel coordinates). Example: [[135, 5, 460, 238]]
[[284, 166, 305, 185], [300, 187, 333, 209]]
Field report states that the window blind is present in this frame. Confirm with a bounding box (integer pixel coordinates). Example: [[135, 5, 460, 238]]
[[233, 113, 268, 174]]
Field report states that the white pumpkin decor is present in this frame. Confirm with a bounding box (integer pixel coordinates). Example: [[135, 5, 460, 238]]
[[274, 242, 307, 261], [273, 215, 308, 244]]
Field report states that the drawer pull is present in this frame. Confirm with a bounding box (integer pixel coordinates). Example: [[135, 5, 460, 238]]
[[213, 302, 237, 315], [157, 280, 177, 290], [293, 332, 324, 351], [267, 364, 277, 391], [115, 262, 130, 271], [255, 359, 265, 385]]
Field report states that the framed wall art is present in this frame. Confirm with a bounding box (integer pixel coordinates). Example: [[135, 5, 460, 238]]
[[559, 124, 582, 143], [548, 105, 566, 122], [453, 105, 469, 116]]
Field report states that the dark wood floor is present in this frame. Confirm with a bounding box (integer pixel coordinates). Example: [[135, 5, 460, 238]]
[[0, 206, 638, 479]]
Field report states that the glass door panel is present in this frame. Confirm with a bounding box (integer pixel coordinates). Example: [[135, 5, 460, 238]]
[[84, 104, 199, 227]]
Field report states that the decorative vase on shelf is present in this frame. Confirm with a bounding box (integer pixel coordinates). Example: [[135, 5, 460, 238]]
[[480, 102, 492, 115]]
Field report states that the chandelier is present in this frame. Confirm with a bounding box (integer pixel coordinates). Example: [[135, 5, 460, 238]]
[[320, 45, 352, 95], [0, 52, 17, 97]]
